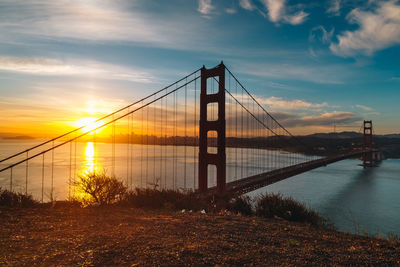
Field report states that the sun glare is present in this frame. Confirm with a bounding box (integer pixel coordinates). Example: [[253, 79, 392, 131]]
[[76, 117, 103, 133]]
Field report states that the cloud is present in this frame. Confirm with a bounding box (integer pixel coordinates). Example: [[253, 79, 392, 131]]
[[330, 1, 400, 57], [260, 0, 309, 25], [327, 0, 341, 16], [261, 97, 329, 111], [233, 94, 330, 111], [264, 0, 285, 22], [198, 0, 214, 15], [239, 0, 255, 11], [0, 0, 211, 50], [225, 7, 237, 14], [300, 111, 361, 126], [310, 26, 334, 44], [0, 56, 154, 83], [355, 104, 373, 111], [237, 110, 361, 130]]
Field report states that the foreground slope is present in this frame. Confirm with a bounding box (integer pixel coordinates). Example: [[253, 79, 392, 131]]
[[1, 205, 399, 266]]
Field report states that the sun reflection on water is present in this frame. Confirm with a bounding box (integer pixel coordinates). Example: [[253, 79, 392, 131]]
[[83, 141, 97, 174]]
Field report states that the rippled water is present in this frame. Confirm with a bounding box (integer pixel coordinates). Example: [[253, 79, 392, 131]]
[[248, 159, 400, 236]]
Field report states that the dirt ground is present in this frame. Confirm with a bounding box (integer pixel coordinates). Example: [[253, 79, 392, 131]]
[[1, 204, 399, 266]]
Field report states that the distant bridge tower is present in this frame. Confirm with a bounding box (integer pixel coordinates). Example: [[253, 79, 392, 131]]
[[362, 120, 374, 167], [198, 62, 226, 194]]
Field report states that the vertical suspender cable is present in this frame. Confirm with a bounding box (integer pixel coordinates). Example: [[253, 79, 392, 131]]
[[42, 153, 44, 203], [51, 141, 54, 202], [126, 108, 130, 187], [112, 116, 116, 177], [193, 76, 197, 190], [235, 80, 238, 180], [74, 134, 77, 196], [153, 97, 156, 186], [146, 105, 149, 188], [141, 101, 143, 188], [184, 77, 187, 190], [69, 140, 72, 199], [25, 151, 28, 195], [130, 112, 134, 189], [164, 91, 167, 189]]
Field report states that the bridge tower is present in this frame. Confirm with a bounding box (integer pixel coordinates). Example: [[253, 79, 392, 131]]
[[362, 120, 373, 167], [198, 62, 226, 194]]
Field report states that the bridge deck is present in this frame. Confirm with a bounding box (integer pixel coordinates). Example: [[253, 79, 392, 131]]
[[210, 149, 377, 196]]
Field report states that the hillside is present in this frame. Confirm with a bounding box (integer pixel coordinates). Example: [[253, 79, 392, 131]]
[[1, 205, 399, 266]]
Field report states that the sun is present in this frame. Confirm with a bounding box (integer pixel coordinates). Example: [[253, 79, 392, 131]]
[[76, 117, 103, 133]]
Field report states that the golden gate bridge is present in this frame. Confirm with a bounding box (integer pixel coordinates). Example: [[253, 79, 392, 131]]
[[0, 62, 380, 202]]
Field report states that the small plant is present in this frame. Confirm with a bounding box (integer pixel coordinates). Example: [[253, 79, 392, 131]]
[[72, 171, 127, 206], [255, 193, 329, 227], [227, 196, 253, 216], [0, 187, 38, 207]]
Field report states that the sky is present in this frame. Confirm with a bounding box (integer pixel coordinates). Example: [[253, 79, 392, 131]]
[[0, 0, 399, 137]]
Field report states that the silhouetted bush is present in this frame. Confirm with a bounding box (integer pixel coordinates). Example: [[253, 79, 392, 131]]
[[255, 193, 328, 227], [227, 196, 253, 216], [0, 188, 38, 207], [72, 171, 127, 206], [122, 188, 234, 212], [123, 188, 202, 211]]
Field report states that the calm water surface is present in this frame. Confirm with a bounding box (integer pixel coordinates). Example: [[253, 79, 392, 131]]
[[248, 159, 400, 236], [1, 140, 399, 236]]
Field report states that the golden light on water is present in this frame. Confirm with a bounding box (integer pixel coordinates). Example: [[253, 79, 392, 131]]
[[84, 142, 96, 173], [73, 141, 101, 204]]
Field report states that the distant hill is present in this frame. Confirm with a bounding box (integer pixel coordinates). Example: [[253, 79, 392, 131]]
[[0, 132, 36, 140], [306, 131, 362, 139], [304, 131, 400, 139]]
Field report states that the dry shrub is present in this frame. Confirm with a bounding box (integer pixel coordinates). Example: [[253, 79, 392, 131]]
[[255, 193, 329, 227], [72, 171, 127, 206], [0, 187, 38, 207], [227, 196, 254, 216]]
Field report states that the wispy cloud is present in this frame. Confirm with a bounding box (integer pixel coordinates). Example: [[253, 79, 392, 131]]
[[198, 0, 215, 15], [355, 104, 373, 111], [230, 94, 330, 111], [239, 0, 255, 11], [330, 1, 400, 57], [310, 26, 334, 44], [225, 7, 237, 14], [0, 56, 154, 83], [260, 0, 309, 25], [299, 111, 361, 126], [327, 0, 341, 16], [261, 96, 329, 110], [0, 0, 210, 50]]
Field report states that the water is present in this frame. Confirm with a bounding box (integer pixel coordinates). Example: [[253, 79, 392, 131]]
[[1, 140, 399, 236], [248, 159, 400, 236], [0, 140, 309, 200]]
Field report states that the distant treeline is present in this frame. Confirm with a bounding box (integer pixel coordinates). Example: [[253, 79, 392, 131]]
[[86, 132, 400, 159]]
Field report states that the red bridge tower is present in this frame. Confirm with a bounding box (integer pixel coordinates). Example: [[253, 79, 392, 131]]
[[198, 62, 226, 194]]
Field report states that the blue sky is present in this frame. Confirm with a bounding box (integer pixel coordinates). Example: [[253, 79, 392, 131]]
[[0, 0, 399, 135]]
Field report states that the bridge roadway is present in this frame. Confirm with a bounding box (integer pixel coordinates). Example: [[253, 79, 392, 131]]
[[209, 149, 376, 196]]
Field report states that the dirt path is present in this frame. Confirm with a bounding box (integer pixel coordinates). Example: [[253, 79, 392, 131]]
[[0, 205, 399, 266]]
